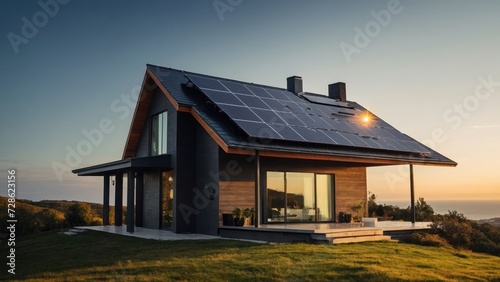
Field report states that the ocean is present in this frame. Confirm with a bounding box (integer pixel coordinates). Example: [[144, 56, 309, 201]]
[[382, 200, 500, 221]]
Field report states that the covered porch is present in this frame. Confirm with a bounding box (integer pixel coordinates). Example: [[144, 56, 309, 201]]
[[72, 154, 171, 233]]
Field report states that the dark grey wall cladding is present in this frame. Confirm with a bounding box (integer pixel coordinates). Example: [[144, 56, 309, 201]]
[[219, 151, 256, 182], [135, 89, 169, 158], [194, 123, 220, 235], [172, 112, 197, 233]]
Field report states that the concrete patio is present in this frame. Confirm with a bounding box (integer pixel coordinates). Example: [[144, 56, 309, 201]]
[[76, 225, 220, 241]]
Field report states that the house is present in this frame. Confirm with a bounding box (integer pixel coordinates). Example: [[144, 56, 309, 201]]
[[73, 64, 456, 237]]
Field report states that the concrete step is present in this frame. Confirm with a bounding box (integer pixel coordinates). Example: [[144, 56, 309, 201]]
[[324, 229, 384, 238], [331, 235, 392, 244]]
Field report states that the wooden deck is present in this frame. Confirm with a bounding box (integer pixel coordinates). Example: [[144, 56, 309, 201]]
[[219, 222, 430, 244]]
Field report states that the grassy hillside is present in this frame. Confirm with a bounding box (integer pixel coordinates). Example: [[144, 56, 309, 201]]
[[0, 197, 66, 220], [15, 198, 106, 218], [1, 230, 499, 281], [0, 197, 125, 231]]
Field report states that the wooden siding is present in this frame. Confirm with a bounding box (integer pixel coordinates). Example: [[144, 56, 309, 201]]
[[218, 152, 256, 225], [219, 181, 255, 214], [332, 167, 367, 219]]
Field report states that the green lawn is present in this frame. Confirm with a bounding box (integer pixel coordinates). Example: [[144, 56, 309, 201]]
[[1, 230, 500, 281]]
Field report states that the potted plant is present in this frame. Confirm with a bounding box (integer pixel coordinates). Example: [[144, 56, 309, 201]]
[[243, 208, 255, 225], [351, 200, 366, 223], [232, 208, 244, 226]]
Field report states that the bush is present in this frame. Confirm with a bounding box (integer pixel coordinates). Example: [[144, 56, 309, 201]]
[[478, 223, 500, 244], [65, 203, 102, 227], [402, 232, 450, 248], [431, 211, 473, 249], [368, 194, 434, 222], [471, 229, 500, 256]]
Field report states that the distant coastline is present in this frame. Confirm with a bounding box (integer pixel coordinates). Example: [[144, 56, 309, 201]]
[[382, 199, 500, 221]]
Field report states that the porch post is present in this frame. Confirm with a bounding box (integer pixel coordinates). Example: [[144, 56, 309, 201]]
[[254, 150, 261, 228], [103, 175, 110, 226], [410, 164, 416, 224], [127, 170, 135, 233], [115, 172, 123, 226], [135, 172, 144, 227]]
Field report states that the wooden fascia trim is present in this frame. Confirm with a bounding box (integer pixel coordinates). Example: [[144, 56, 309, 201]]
[[257, 150, 455, 167], [190, 109, 230, 152], [146, 68, 181, 111], [121, 71, 155, 159]]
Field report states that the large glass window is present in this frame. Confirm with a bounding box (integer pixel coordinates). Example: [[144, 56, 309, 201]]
[[151, 111, 167, 155], [286, 172, 315, 222], [267, 172, 285, 222], [266, 171, 335, 223], [161, 171, 174, 229], [316, 174, 334, 222]]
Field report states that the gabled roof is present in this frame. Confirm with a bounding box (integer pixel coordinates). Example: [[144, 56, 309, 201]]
[[122, 64, 456, 167]]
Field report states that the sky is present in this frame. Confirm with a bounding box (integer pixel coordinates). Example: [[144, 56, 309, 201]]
[[1, 0, 499, 205]]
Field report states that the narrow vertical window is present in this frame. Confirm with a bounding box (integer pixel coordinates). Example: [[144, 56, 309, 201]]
[[151, 111, 167, 156]]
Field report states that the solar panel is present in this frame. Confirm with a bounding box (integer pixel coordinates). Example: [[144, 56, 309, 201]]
[[251, 108, 286, 124], [220, 80, 253, 95], [276, 112, 306, 127], [282, 101, 306, 114], [359, 136, 384, 149], [187, 75, 227, 92], [235, 94, 270, 109], [291, 126, 333, 144], [261, 98, 288, 112], [321, 130, 353, 146], [185, 73, 430, 154], [236, 120, 282, 139], [300, 114, 331, 130], [268, 123, 305, 142], [246, 85, 273, 99], [202, 89, 245, 106], [266, 88, 292, 101], [338, 132, 371, 147], [217, 104, 261, 122]]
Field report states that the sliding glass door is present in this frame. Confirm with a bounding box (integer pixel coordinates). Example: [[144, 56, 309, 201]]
[[267, 172, 285, 222], [266, 171, 335, 223], [286, 172, 315, 222], [316, 174, 334, 222]]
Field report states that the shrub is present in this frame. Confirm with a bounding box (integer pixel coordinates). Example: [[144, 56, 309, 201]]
[[431, 211, 473, 249], [477, 223, 500, 244], [65, 202, 101, 227], [402, 232, 450, 248], [471, 229, 500, 256]]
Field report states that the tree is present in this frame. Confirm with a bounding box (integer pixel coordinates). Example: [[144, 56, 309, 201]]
[[66, 202, 99, 227], [368, 191, 378, 217], [415, 197, 435, 221]]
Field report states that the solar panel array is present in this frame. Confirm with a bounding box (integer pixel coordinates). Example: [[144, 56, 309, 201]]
[[185, 74, 430, 154]]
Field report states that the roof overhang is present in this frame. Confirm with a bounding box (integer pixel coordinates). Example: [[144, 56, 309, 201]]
[[72, 154, 171, 176]]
